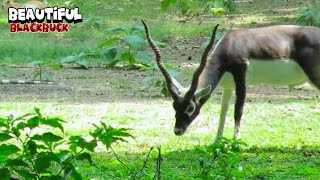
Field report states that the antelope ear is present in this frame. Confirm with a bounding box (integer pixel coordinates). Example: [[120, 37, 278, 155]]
[[195, 85, 212, 101]]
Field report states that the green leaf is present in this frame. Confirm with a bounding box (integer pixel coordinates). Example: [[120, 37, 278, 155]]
[[32, 133, 63, 145], [140, 63, 158, 71], [15, 169, 37, 179], [226, 0, 237, 12], [161, 0, 177, 11], [11, 127, 20, 138], [69, 136, 97, 152], [60, 55, 80, 63], [108, 128, 133, 137], [210, 7, 225, 15], [35, 157, 51, 173], [56, 150, 71, 163], [28, 60, 44, 66], [155, 80, 164, 87], [89, 127, 102, 138], [64, 164, 82, 180], [85, 140, 97, 152], [120, 24, 132, 34], [61, 154, 73, 165], [34, 152, 59, 174], [180, 0, 189, 15], [27, 140, 38, 155], [120, 52, 131, 61], [106, 60, 121, 68], [96, 124, 133, 149], [97, 38, 119, 48], [6, 159, 29, 167], [15, 113, 33, 121], [43, 72, 53, 82], [134, 53, 152, 63], [72, 167, 83, 180], [0, 144, 20, 157], [123, 35, 146, 49], [27, 116, 40, 129], [0, 133, 13, 142], [0, 168, 10, 180], [69, 136, 82, 153], [50, 64, 63, 70], [77, 60, 90, 69], [80, 50, 95, 58], [42, 118, 65, 133], [95, 19, 105, 25], [131, 25, 144, 33], [76, 152, 93, 164], [34, 107, 41, 118], [106, 27, 124, 33], [213, 0, 224, 8], [103, 47, 118, 60], [161, 87, 170, 97], [0, 118, 7, 128], [40, 152, 60, 163]]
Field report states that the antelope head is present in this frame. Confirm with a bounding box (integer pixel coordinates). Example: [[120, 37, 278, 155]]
[[142, 20, 219, 136]]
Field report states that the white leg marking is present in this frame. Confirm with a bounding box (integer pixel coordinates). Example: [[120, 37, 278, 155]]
[[215, 88, 233, 141], [234, 124, 241, 140]]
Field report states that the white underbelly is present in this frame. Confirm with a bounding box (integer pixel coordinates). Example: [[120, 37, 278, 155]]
[[218, 59, 308, 88]]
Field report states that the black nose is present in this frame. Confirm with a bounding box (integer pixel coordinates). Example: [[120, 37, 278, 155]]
[[174, 127, 183, 136]]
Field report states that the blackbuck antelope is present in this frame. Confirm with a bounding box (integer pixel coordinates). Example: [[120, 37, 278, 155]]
[[142, 20, 320, 139]]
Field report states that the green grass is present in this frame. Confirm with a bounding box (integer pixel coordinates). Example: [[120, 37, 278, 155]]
[[0, 92, 319, 179]]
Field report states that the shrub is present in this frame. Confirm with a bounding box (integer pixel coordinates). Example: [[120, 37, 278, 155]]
[[197, 137, 246, 179], [0, 108, 133, 179]]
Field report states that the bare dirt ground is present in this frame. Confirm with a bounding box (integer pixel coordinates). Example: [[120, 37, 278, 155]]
[[0, 65, 319, 104]]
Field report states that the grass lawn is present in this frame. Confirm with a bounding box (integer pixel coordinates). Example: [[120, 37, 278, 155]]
[[0, 0, 320, 179]]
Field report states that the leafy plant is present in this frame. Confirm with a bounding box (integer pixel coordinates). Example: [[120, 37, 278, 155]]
[[0, 108, 165, 179], [161, 0, 236, 16], [197, 137, 246, 179], [62, 24, 166, 70], [81, 16, 106, 29], [209, 0, 236, 15], [99, 24, 167, 69], [28, 60, 53, 81], [90, 123, 163, 179], [0, 108, 134, 179], [60, 50, 91, 69], [0, 108, 75, 179], [161, 0, 197, 15], [295, 6, 320, 27], [143, 63, 181, 97]]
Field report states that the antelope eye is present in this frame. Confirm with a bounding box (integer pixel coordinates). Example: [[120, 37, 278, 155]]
[[185, 103, 195, 115], [186, 105, 193, 112]]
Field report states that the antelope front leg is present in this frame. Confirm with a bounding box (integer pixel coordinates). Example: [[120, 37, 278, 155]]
[[215, 88, 233, 141], [232, 68, 247, 140]]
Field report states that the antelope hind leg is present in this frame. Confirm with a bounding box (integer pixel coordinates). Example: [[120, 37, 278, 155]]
[[215, 88, 233, 142]]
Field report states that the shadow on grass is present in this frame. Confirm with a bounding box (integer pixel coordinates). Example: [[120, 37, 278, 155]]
[[78, 144, 320, 179]]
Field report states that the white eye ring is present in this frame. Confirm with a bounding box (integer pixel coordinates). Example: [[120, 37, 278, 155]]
[[185, 101, 196, 116]]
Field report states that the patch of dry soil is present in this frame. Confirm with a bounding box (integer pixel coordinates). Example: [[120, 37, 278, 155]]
[[0, 67, 319, 104]]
